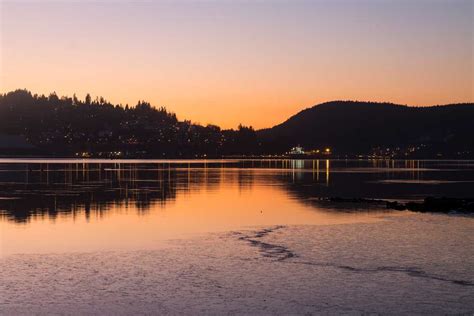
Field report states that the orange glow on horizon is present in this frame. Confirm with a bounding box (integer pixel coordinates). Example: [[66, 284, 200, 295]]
[[1, 1, 472, 129]]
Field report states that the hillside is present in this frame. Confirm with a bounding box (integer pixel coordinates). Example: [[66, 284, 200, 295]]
[[1, 90, 473, 158], [257, 101, 474, 157], [0, 89, 259, 157]]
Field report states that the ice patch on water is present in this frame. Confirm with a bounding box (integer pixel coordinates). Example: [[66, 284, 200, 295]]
[[234, 226, 296, 261], [2, 215, 474, 315], [232, 225, 474, 287]]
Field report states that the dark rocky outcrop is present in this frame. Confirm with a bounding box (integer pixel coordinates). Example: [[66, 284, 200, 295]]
[[387, 197, 474, 214], [321, 196, 474, 214]]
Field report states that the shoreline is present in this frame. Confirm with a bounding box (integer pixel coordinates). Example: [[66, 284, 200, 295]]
[[320, 196, 474, 214]]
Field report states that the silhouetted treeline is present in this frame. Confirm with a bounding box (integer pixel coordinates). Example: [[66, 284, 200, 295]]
[[1, 90, 473, 158], [0, 90, 260, 157]]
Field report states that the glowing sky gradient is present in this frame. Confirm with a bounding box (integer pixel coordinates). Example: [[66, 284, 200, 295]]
[[1, 0, 472, 129]]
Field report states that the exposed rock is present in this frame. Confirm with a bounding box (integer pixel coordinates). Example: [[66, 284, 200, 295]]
[[322, 196, 474, 214]]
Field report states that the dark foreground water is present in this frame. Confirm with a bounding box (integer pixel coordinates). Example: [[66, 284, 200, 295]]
[[0, 159, 473, 314]]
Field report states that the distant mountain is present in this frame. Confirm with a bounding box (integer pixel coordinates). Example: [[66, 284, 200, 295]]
[[257, 101, 474, 157]]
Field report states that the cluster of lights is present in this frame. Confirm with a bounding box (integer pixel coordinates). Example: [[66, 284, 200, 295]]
[[288, 146, 332, 156]]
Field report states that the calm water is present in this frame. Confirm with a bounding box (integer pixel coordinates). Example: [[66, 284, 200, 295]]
[[1, 159, 473, 314]]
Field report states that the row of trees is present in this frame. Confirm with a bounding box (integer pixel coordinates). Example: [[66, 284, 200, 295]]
[[0, 89, 261, 157]]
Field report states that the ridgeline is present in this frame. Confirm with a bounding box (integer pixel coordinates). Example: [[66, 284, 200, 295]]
[[1, 90, 473, 158], [0, 90, 258, 157], [258, 101, 474, 158]]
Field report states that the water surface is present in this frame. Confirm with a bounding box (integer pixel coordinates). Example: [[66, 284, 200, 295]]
[[1, 159, 473, 314]]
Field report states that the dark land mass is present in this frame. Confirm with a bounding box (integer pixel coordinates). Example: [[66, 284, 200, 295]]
[[258, 101, 474, 158], [320, 197, 474, 214], [1, 89, 473, 158]]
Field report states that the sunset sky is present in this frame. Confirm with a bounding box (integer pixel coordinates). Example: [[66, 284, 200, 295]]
[[1, 0, 472, 129]]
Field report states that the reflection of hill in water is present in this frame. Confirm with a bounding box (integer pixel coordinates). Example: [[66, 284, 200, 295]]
[[1, 160, 473, 222], [0, 163, 226, 223]]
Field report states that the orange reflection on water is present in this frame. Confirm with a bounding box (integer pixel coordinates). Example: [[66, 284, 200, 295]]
[[0, 167, 382, 256]]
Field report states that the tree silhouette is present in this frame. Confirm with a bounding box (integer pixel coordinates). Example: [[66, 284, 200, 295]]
[[0, 89, 261, 157], [85, 93, 91, 105]]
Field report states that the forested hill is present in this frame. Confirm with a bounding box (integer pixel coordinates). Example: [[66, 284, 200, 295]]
[[0, 90, 259, 157], [258, 101, 474, 156], [1, 90, 473, 158]]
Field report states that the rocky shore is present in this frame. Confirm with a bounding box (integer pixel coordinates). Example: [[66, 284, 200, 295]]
[[325, 197, 474, 214], [386, 197, 474, 214]]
